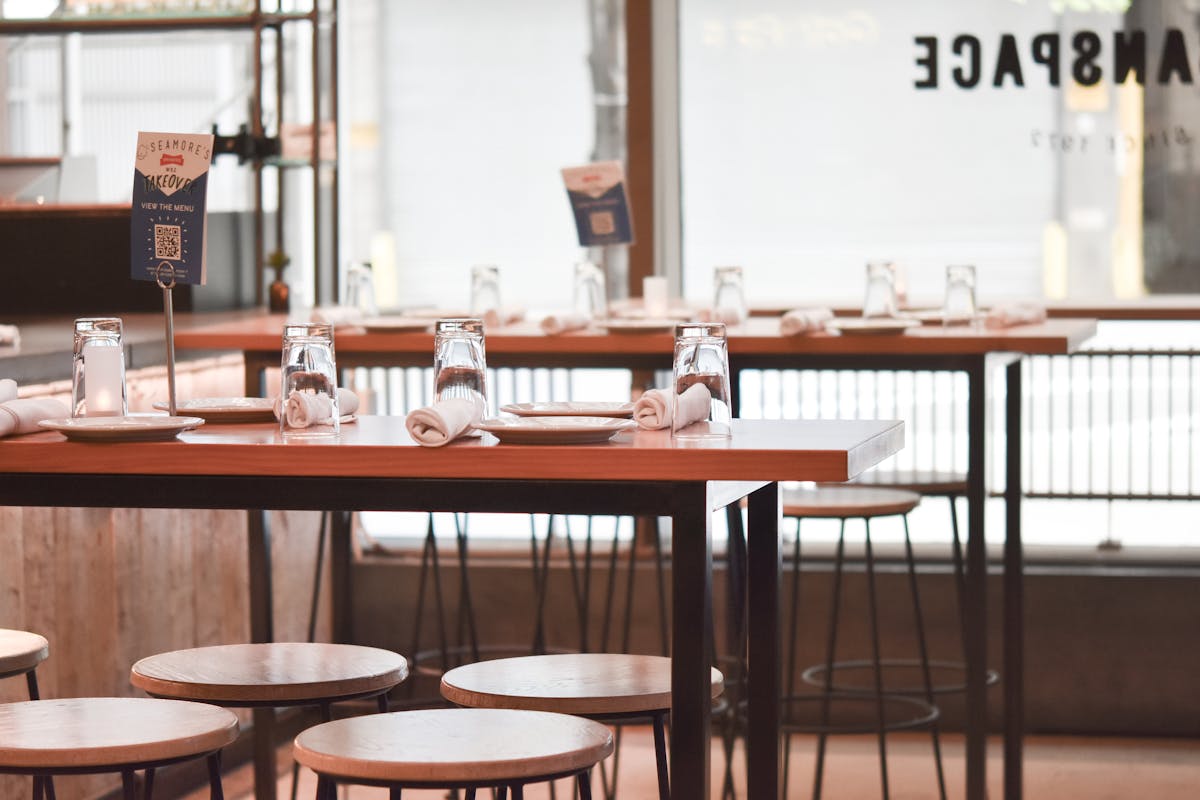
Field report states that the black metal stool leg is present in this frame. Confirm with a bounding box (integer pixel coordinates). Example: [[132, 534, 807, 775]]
[[207, 752, 224, 800], [578, 769, 595, 800], [812, 519, 847, 800], [863, 518, 891, 800], [783, 518, 802, 794], [454, 513, 481, 663], [652, 711, 671, 800], [144, 768, 155, 800], [121, 770, 137, 800], [25, 673, 55, 800], [389, 787, 401, 800], [902, 515, 948, 800]]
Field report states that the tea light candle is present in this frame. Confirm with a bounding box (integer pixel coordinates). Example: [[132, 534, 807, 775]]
[[83, 343, 124, 417], [643, 276, 669, 318]]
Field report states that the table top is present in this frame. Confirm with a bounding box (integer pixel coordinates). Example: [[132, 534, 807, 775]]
[[0, 416, 903, 484], [173, 312, 1096, 358]]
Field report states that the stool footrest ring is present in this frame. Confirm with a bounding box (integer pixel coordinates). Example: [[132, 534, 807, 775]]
[[802, 658, 1001, 696]]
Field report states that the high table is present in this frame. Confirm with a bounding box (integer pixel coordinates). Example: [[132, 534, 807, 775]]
[[175, 312, 1098, 800], [0, 416, 901, 800]]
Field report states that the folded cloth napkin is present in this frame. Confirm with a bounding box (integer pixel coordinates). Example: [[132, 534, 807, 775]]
[[0, 379, 17, 403], [310, 305, 364, 326], [985, 303, 1047, 329], [779, 307, 835, 336], [539, 311, 592, 335], [0, 398, 69, 438], [482, 306, 526, 328], [405, 396, 485, 447], [273, 388, 359, 427], [0, 325, 19, 347], [633, 383, 713, 431]]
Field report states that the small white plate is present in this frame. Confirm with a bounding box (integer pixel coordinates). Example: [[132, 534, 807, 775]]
[[600, 319, 679, 334], [612, 307, 694, 321], [39, 415, 205, 442], [398, 308, 473, 320], [907, 309, 987, 326], [476, 416, 634, 445], [500, 401, 635, 419], [827, 317, 921, 335], [153, 397, 275, 423], [361, 316, 434, 333]]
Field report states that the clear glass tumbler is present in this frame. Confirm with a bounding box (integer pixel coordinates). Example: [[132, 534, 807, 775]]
[[279, 322, 340, 437], [862, 261, 898, 319], [712, 266, 747, 324], [470, 264, 502, 316], [72, 317, 127, 418], [344, 261, 378, 317], [573, 261, 607, 320], [943, 264, 978, 326], [671, 322, 732, 439], [433, 318, 488, 409]]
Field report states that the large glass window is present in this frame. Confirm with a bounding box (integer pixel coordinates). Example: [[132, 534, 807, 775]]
[[679, 0, 1200, 306]]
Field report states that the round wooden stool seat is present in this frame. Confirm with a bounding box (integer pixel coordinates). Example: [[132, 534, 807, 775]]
[[0, 629, 49, 679], [294, 708, 614, 786], [782, 486, 921, 518], [131, 643, 408, 706], [848, 469, 968, 496], [0, 697, 237, 770], [441, 653, 723, 716]]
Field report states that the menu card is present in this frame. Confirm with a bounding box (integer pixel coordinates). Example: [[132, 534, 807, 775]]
[[130, 131, 213, 286], [561, 160, 634, 247]]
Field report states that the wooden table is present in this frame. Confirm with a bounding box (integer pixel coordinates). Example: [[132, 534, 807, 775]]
[[0, 416, 902, 800], [175, 312, 1097, 800]]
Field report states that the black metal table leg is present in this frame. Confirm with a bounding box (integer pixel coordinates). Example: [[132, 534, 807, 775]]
[[1004, 358, 1024, 800], [670, 484, 713, 800], [248, 509, 277, 800], [746, 482, 782, 800], [965, 360, 988, 800]]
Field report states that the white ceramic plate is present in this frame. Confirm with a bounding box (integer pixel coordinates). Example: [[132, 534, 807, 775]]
[[499, 401, 635, 419], [907, 309, 987, 326], [360, 316, 434, 333], [153, 397, 276, 423], [476, 416, 634, 445], [600, 319, 679, 334], [612, 307, 694, 321], [827, 317, 921, 335], [38, 415, 205, 442], [398, 308, 473, 320]]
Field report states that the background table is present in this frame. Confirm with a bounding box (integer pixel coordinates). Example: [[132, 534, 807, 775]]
[[0, 416, 901, 800]]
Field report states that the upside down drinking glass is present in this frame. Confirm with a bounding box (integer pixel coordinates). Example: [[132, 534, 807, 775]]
[[279, 322, 339, 437], [862, 261, 899, 319], [434, 318, 488, 410], [671, 322, 732, 439], [943, 264, 978, 326]]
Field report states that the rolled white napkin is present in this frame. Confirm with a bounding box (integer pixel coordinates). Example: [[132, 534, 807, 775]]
[[633, 383, 712, 431], [780, 308, 835, 336], [273, 387, 359, 427], [405, 396, 485, 447], [0, 379, 17, 403], [985, 303, 1047, 329], [0, 398, 69, 438], [540, 311, 592, 335], [482, 306, 526, 328], [0, 325, 19, 347]]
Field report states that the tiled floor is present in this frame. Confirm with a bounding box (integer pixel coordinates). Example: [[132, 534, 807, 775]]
[[197, 727, 1200, 800]]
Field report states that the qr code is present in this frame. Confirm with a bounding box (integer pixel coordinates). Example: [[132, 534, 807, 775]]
[[154, 224, 182, 260], [589, 211, 615, 236]]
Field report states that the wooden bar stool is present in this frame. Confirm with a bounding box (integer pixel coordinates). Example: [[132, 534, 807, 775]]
[[130, 643, 408, 800], [441, 653, 724, 800], [0, 629, 50, 702], [781, 486, 945, 800], [0, 697, 237, 799], [294, 707, 613, 799]]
